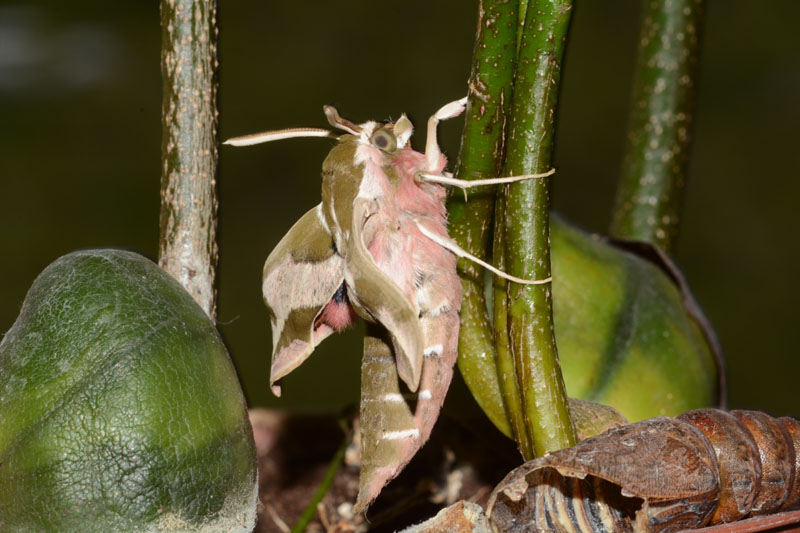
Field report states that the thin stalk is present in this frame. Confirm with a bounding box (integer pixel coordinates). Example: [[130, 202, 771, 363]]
[[450, 0, 520, 439], [291, 424, 349, 533], [610, 0, 704, 254], [492, 192, 534, 458], [159, 0, 220, 319], [501, 0, 576, 456]]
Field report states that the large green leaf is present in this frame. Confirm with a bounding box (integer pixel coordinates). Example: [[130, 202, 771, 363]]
[[0, 250, 257, 532]]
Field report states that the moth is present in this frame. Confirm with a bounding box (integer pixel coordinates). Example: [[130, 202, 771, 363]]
[[226, 98, 552, 511]]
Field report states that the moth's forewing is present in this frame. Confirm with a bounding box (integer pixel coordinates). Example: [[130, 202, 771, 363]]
[[322, 139, 425, 392], [263, 204, 344, 395], [346, 197, 425, 391]]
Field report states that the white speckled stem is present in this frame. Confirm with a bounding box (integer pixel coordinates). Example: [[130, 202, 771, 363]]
[[611, 0, 704, 254], [158, 0, 219, 320]]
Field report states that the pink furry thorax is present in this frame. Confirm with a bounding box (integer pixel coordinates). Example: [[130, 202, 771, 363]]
[[392, 148, 449, 227], [315, 143, 452, 336], [362, 143, 457, 305]]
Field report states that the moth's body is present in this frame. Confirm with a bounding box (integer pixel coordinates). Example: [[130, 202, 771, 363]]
[[260, 117, 462, 508], [320, 136, 458, 326], [228, 98, 551, 512], [315, 131, 461, 506]]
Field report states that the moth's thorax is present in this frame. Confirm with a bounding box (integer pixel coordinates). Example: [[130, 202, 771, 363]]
[[391, 148, 448, 221], [351, 135, 450, 222]]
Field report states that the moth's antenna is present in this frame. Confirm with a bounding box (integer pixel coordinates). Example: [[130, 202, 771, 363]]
[[223, 128, 335, 147], [323, 105, 362, 135]]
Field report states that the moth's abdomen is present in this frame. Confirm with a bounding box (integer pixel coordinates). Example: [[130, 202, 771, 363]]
[[355, 147, 462, 511], [356, 255, 460, 513], [414, 295, 460, 435], [410, 218, 461, 438]]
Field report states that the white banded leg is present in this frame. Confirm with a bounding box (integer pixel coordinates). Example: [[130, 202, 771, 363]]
[[414, 220, 552, 286], [425, 97, 468, 170], [417, 168, 556, 190]]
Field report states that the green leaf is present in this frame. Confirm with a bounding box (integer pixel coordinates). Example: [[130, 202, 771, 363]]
[[0, 249, 257, 532]]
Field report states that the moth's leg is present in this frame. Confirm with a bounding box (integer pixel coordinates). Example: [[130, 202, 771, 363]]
[[413, 219, 552, 286], [425, 97, 468, 170], [417, 168, 556, 190]]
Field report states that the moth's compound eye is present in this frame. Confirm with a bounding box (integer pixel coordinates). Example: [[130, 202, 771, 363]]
[[370, 128, 397, 153]]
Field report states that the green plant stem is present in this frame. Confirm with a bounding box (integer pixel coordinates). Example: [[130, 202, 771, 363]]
[[159, 0, 220, 319], [291, 424, 349, 533], [501, 0, 576, 456], [610, 0, 704, 254], [450, 0, 520, 439], [517, 0, 529, 53], [492, 193, 534, 458]]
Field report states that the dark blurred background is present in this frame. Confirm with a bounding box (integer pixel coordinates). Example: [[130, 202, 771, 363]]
[[1, 1, 798, 418]]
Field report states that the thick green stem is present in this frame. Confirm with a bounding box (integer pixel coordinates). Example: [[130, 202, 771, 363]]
[[452, 0, 576, 456], [159, 0, 220, 319], [450, 0, 520, 439], [610, 0, 704, 254], [501, 0, 576, 456], [517, 0, 529, 53]]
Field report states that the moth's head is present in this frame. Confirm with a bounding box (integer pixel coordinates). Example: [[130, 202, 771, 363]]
[[324, 105, 413, 154], [223, 106, 414, 153]]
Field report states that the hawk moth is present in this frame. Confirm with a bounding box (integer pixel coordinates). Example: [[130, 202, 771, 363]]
[[226, 98, 552, 511]]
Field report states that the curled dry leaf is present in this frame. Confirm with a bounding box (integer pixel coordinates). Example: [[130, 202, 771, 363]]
[[487, 409, 800, 532]]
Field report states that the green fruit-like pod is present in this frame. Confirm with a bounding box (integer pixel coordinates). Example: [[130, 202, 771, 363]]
[[0, 250, 257, 532], [552, 218, 720, 422]]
